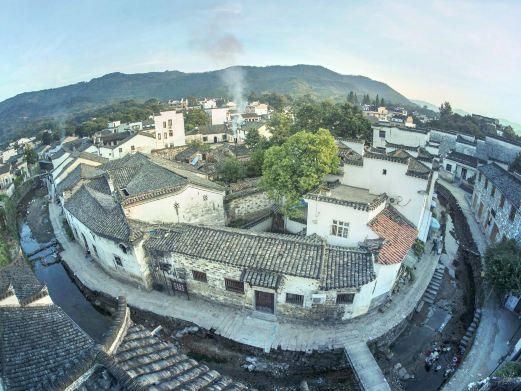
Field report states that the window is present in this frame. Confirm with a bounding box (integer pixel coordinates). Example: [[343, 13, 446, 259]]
[[119, 148, 123, 153], [131, 145, 135, 151], [168, 119, 172, 127], [500, 194, 505, 208], [163, 121, 166, 128], [379, 130, 386, 138], [336, 293, 355, 304], [163, 132, 168, 139], [192, 270, 208, 283], [158, 133, 161, 140], [224, 278, 244, 294], [509, 206, 517, 222], [119, 243, 128, 254], [202, 136, 208, 142], [169, 130, 173, 137], [114, 256, 123, 267], [286, 293, 304, 306], [331, 220, 349, 238], [382, 169, 387, 175], [223, 134, 227, 141], [484, 178, 488, 189], [491, 186, 496, 197], [446, 163, 452, 172]]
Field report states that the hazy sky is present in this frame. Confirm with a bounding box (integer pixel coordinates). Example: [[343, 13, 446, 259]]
[[1, 0, 520, 122]]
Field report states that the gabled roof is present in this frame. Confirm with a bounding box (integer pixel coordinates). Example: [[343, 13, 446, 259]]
[[368, 206, 418, 265], [64, 185, 131, 242], [0, 258, 45, 302], [56, 163, 104, 195], [144, 224, 376, 290], [478, 163, 521, 209], [446, 150, 486, 168]]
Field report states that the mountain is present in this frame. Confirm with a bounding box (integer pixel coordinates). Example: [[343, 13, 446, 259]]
[[410, 99, 439, 112], [0, 65, 411, 142]]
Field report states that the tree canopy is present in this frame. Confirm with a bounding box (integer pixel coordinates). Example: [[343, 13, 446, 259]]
[[217, 156, 246, 184], [24, 145, 38, 165], [261, 128, 339, 216], [484, 239, 521, 295], [184, 108, 209, 132]]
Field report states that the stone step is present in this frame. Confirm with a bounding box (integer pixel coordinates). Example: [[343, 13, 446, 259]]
[[424, 291, 436, 299], [429, 281, 442, 289], [462, 335, 470, 343], [424, 296, 435, 304], [426, 288, 439, 296]]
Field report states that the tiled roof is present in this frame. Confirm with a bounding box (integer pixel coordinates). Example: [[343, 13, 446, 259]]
[[187, 124, 228, 135], [406, 158, 431, 179], [456, 135, 476, 146], [479, 163, 521, 209], [0, 258, 45, 301], [144, 225, 376, 289], [56, 163, 104, 194], [102, 153, 223, 205], [446, 150, 485, 168], [112, 323, 248, 390], [64, 185, 131, 243], [0, 164, 10, 175], [323, 247, 376, 290], [368, 206, 418, 265], [385, 141, 418, 152], [0, 305, 97, 390], [241, 269, 282, 289]]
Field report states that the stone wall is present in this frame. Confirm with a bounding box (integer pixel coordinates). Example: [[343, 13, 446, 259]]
[[225, 182, 273, 224]]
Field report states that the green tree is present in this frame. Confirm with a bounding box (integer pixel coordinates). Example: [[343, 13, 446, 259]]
[[484, 239, 521, 295], [245, 149, 265, 177], [41, 131, 52, 145], [217, 157, 246, 184], [184, 108, 209, 132], [261, 129, 339, 216], [439, 101, 453, 118], [268, 111, 294, 145], [24, 145, 38, 165], [244, 127, 268, 151]]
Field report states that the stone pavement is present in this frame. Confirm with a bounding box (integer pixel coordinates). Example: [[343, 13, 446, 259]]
[[439, 180, 521, 391], [49, 202, 441, 390], [345, 341, 392, 391]]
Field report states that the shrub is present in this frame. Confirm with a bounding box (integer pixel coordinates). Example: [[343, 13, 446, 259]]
[[412, 239, 425, 258]]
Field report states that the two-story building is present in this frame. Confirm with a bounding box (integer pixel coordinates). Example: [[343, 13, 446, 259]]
[[471, 163, 521, 244], [153, 110, 186, 149]]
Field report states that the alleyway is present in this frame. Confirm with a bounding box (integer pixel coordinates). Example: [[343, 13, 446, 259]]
[[440, 180, 521, 391]]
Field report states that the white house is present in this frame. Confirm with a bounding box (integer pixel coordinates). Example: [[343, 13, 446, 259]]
[[98, 132, 157, 160], [153, 110, 186, 149], [208, 108, 230, 125], [373, 123, 430, 150]]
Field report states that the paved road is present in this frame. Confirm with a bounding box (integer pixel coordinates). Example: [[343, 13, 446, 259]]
[[440, 181, 520, 391]]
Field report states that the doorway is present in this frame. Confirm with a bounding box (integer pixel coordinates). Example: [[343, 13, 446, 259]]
[[255, 290, 275, 314]]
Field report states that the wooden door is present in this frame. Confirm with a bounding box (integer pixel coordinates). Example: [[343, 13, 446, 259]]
[[255, 290, 275, 314]]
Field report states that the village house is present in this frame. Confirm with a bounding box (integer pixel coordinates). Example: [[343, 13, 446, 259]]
[[207, 107, 230, 125], [245, 101, 269, 116], [0, 259, 246, 390], [471, 163, 521, 244], [185, 124, 231, 144], [97, 131, 157, 159], [153, 110, 186, 149]]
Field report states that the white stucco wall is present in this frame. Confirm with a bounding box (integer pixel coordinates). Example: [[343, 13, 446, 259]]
[[63, 208, 148, 285], [124, 185, 225, 225], [154, 111, 186, 148], [305, 200, 379, 247], [371, 262, 402, 300], [373, 126, 429, 149], [99, 134, 157, 160]]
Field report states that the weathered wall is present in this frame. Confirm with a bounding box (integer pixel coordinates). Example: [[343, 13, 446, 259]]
[[224, 189, 272, 223]]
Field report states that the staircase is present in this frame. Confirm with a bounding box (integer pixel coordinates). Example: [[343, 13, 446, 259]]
[[422, 264, 446, 305]]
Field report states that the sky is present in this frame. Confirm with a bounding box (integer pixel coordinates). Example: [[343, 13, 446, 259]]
[[1, 0, 520, 122]]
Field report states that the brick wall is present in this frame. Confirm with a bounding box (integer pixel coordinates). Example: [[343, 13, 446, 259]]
[[225, 190, 272, 223]]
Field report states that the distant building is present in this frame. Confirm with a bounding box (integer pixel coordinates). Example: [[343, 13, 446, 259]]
[[153, 110, 186, 148], [98, 132, 157, 159], [208, 107, 230, 125]]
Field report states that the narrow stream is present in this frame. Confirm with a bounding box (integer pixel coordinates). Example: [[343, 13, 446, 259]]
[[18, 191, 111, 342]]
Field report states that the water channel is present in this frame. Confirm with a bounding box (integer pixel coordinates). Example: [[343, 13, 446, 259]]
[[17, 188, 111, 342]]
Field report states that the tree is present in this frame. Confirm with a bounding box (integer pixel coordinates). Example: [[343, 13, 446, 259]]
[[261, 129, 339, 216], [24, 145, 38, 165], [484, 239, 521, 295], [184, 108, 209, 132], [439, 101, 453, 118], [244, 127, 268, 151], [245, 149, 265, 177], [509, 153, 521, 174], [362, 94, 370, 105], [217, 157, 246, 184], [268, 111, 294, 145], [41, 131, 52, 145]]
